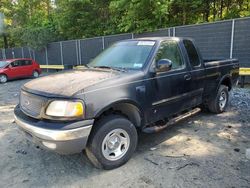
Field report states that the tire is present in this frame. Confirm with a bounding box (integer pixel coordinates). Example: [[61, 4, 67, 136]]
[[0, 74, 7, 83], [32, 70, 39, 78], [86, 115, 138, 170], [207, 85, 229, 113]]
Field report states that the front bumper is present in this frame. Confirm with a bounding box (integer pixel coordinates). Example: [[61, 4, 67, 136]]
[[14, 105, 94, 154]]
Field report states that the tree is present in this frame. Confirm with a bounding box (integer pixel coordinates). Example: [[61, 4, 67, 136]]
[[54, 0, 113, 39], [109, 0, 172, 33]]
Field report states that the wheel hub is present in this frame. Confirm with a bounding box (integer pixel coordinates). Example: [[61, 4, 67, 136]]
[[102, 128, 130, 161], [219, 91, 227, 109], [107, 135, 120, 150]]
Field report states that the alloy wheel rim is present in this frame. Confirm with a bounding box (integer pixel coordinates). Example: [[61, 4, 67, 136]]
[[219, 91, 227, 109], [102, 128, 130, 161]]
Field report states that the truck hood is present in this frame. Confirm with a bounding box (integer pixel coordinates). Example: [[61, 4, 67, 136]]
[[22, 69, 120, 97]]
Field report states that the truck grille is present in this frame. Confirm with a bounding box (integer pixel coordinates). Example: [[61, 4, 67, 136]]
[[20, 91, 46, 118]]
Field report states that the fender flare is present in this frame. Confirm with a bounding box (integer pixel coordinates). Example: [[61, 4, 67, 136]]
[[95, 99, 144, 127], [217, 74, 232, 91]]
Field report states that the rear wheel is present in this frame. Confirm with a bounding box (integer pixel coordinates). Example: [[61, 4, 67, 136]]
[[207, 85, 229, 113], [86, 115, 138, 170], [0, 74, 7, 83], [32, 71, 39, 78]]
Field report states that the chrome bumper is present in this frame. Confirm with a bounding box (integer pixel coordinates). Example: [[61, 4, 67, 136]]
[[14, 113, 92, 141], [14, 106, 93, 154]]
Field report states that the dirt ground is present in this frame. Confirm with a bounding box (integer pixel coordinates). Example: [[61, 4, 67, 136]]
[[0, 76, 249, 188]]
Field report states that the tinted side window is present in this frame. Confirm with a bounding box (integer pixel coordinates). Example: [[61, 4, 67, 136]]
[[21, 60, 32, 66], [11, 61, 20, 67], [183, 40, 200, 67], [156, 41, 184, 70]]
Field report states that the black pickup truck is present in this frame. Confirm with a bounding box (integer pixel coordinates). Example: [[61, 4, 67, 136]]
[[14, 37, 239, 169]]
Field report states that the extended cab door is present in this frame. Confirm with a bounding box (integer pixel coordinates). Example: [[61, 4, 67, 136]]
[[147, 40, 193, 122], [182, 39, 205, 106]]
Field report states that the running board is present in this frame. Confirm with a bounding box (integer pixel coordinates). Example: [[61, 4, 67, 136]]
[[142, 108, 201, 133]]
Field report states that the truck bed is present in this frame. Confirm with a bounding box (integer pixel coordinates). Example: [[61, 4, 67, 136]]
[[204, 58, 238, 68], [202, 58, 239, 99]]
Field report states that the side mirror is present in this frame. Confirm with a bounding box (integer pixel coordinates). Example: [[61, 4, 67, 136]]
[[156, 59, 172, 73]]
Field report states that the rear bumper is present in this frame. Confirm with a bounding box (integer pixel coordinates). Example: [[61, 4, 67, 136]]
[[14, 106, 93, 154]]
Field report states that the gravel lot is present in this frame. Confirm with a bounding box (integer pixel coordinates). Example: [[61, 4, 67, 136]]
[[0, 76, 250, 188]]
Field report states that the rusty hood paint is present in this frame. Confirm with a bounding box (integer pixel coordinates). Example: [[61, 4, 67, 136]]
[[22, 69, 119, 97]]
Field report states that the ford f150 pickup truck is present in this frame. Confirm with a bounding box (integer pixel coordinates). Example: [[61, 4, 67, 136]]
[[14, 37, 239, 169]]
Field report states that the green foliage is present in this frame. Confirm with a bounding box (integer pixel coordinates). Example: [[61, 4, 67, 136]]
[[109, 0, 171, 33], [0, 0, 250, 49], [4, 25, 58, 50]]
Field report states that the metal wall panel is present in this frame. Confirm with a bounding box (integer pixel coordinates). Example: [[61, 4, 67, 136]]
[[13, 48, 23, 58], [175, 20, 232, 59], [35, 48, 46, 65], [23, 47, 31, 58], [62, 40, 78, 65], [47, 42, 61, 65], [104, 34, 133, 48], [80, 37, 103, 65], [233, 18, 250, 67], [5, 48, 13, 59]]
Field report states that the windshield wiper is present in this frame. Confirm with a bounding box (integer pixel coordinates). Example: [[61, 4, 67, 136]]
[[92, 66, 127, 72]]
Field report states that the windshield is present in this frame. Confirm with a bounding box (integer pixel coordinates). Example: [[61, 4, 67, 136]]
[[0, 61, 9, 68], [88, 41, 155, 70]]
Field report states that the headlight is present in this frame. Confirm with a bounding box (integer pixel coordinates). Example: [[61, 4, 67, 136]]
[[46, 101, 84, 118]]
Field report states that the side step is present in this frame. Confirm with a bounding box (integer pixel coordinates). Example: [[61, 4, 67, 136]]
[[142, 107, 201, 133]]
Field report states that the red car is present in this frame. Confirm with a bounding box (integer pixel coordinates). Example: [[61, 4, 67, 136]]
[[0, 58, 42, 83]]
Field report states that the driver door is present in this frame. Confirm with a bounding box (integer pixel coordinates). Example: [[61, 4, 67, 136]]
[[147, 40, 191, 122]]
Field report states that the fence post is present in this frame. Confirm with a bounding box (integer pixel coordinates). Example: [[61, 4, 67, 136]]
[[173, 27, 176, 37], [102, 36, 105, 50], [75, 40, 79, 65], [28, 47, 32, 58], [12, 48, 15, 58], [60, 42, 64, 65], [168, 28, 170, 37], [2, 49, 6, 59], [230, 19, 235, 59], [33, 50, 36, 60], [21, 47, 24, 58], [78, 40, 82, 65], [131, 33, 134, 39], [45, 46, 48, 72]]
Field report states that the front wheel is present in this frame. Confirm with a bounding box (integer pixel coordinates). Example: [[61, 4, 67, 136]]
[[207, 85, 229, 113], [86, 115, 138, 170], [0, 74, 7, 83]]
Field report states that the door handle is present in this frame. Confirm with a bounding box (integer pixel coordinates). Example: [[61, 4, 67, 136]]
[[184, 74, 192, 81]]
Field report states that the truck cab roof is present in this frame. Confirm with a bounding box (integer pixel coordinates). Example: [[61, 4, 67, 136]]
[[125, 37, 194, 42]]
